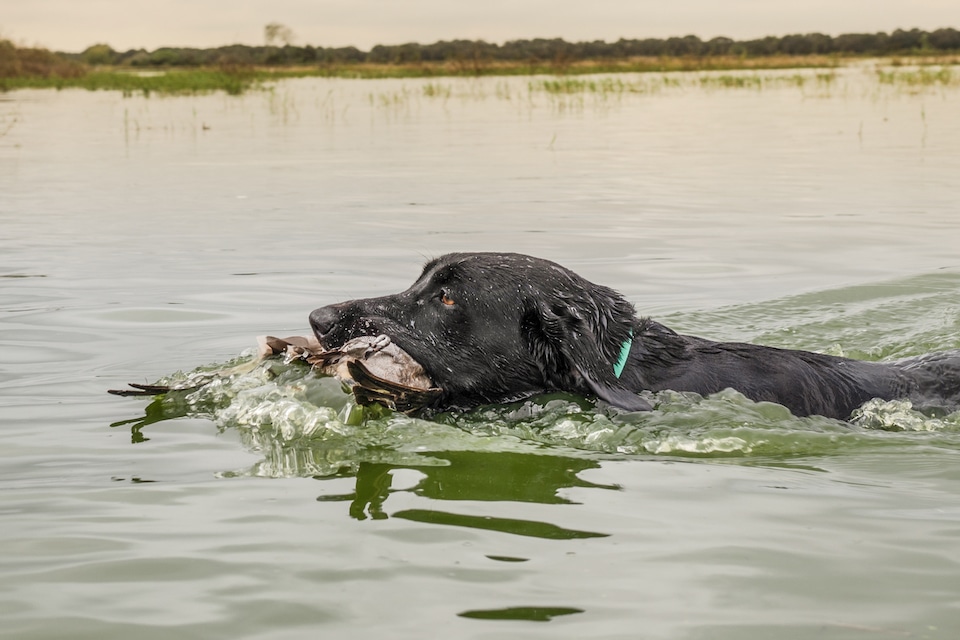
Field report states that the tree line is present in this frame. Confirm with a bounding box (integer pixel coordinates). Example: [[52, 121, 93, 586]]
[[71, 27, 960, 67]]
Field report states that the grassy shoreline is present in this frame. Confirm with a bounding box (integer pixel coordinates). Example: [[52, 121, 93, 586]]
[[3, 53, 959, 95]]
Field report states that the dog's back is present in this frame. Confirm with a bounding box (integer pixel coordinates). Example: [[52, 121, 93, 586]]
[[894, 350, 960, 414]]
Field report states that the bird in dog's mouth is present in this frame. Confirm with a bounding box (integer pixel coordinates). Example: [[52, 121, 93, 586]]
[[109, 334, 442, 414]]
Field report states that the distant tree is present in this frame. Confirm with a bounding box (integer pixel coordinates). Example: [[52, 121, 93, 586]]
[[888, 28, 924, 52], [779, 34, 814, 55], [264, 23, 295, 46], [806, 33, 834, 54], [929, 27, 960, 50], [367, 45, 391, 64], [328, 46, 365, 63], [53, 25, 960, 72], [393, 43, 422, 63], [213, 44, 258, 66], [704, 37, 735, 56], [146, 48, 191, 66], [81, 43, 117, 65], [111, 49, 147, 66], [664, 35, 704, 56], [833, 32, 885, 54], [741, 36, 782, 56]]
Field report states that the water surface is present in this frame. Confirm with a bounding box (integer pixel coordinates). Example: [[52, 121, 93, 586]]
[[2, 65, 960, 639]]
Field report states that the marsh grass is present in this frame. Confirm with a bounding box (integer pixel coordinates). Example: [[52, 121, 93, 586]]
[[529, 71, 839, 98], [303, 55, 848, 80], [422, 82, 452, 98], [876, 66, 956, 86], [699, 75, 765, 89], [0, 112, 17, 137], [2, 66, 265, 96], [698, 72, 837, 90], [535, 77, 633, 95], [370, 86, 413, 107]]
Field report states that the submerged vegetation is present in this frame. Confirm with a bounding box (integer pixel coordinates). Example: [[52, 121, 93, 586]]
[[1, 27, 958, 95], [876, 65, 957, 87], [529, 71, 836, 95], [526, 71, 841, 96]]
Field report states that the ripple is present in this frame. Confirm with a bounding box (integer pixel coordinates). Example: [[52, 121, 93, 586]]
[[94, 309, 228, 324]]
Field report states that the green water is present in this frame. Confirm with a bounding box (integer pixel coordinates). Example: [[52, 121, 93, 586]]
[[2, 67, 960, 638]]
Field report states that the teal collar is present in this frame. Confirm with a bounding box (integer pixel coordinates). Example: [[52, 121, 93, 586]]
[[613, 330, 633, 379]]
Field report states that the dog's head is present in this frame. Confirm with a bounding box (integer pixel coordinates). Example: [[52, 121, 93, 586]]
[[309, 252, 651, 411]]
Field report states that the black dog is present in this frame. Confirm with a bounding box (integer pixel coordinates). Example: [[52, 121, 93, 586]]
[[310, 252, 960, 419]]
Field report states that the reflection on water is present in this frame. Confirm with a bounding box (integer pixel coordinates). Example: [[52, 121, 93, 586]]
[[315, 452, 614, 538], [458, 605, 584, 621]]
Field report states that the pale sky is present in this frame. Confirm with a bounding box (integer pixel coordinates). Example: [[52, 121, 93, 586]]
[[4, 0, 959, 53]]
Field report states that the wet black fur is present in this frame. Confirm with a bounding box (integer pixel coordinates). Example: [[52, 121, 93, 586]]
[[310, 252, 960, 419]]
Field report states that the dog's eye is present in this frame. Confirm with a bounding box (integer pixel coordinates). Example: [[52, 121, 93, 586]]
[[440, 292, 456, 306]]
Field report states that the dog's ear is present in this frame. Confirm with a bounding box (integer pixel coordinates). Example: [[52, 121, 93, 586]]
[[522, 301, 652, 412]]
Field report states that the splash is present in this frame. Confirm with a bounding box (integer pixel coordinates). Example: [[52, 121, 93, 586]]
[[117, 349, 960, 479], [851, 398, 960, 432]]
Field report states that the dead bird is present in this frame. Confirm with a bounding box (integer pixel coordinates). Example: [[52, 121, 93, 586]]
[[261, 333, 442, 413], [109, 334, 442, 414]]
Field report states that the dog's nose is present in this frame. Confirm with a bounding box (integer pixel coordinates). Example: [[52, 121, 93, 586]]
[[309, 305, 340, 341]]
